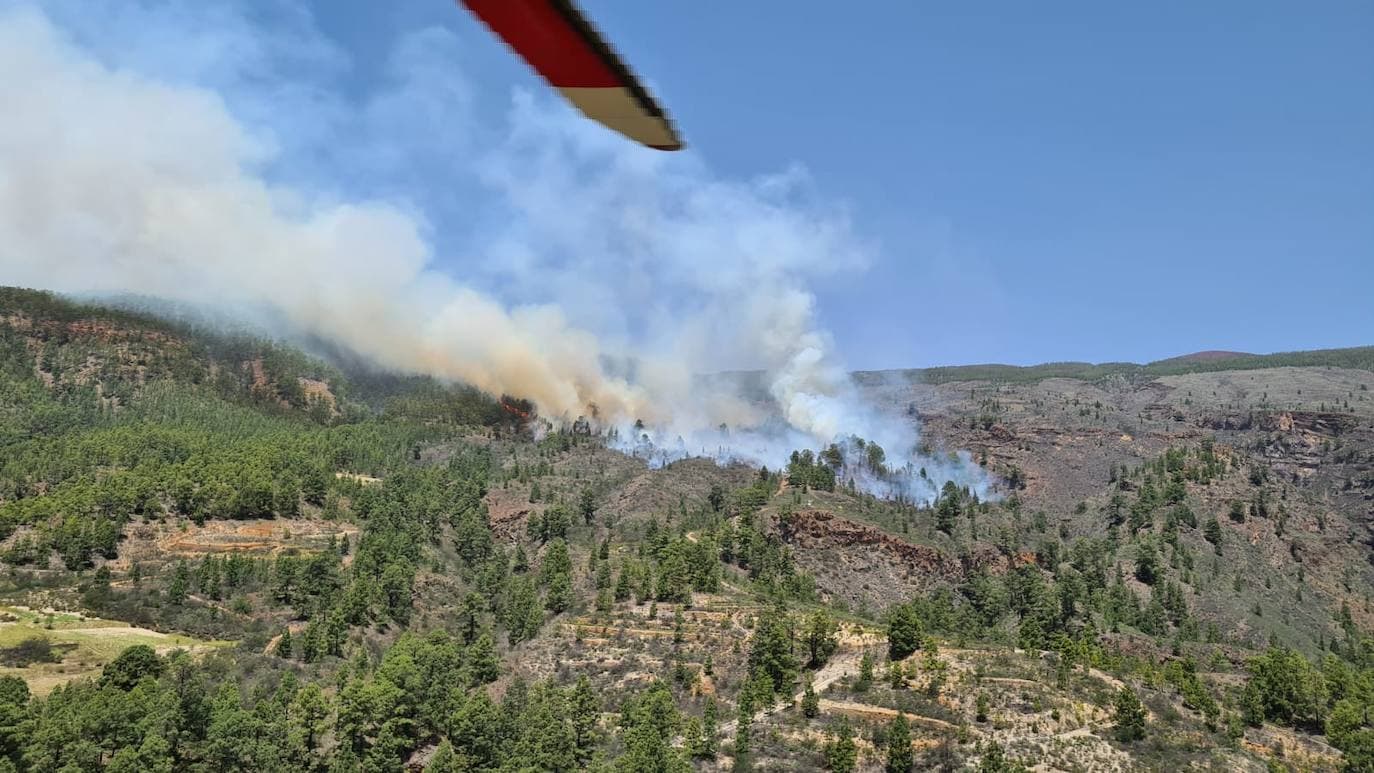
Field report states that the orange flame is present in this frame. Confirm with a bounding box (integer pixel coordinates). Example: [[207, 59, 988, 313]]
[[500, 397, 532, 421]]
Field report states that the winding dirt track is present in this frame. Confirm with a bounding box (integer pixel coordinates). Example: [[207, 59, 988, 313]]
[[712, 645, 973, 739], [713, 645, 861, 737], [815, 700, 967, 734]]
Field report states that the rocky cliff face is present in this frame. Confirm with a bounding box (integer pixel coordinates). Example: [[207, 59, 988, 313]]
[[772, 509, 1011, 608]]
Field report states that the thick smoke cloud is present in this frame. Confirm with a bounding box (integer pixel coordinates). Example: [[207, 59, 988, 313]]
[[0, 3, 989, 502]]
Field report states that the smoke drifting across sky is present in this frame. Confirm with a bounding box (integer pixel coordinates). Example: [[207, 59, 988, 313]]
[[0, 2, 988, 501]]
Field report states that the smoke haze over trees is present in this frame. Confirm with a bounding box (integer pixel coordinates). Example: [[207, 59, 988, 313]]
[[0, 2, 985, 501]]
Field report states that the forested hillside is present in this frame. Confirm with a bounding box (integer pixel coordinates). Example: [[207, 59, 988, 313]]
[[1, 287, 1373, 771]]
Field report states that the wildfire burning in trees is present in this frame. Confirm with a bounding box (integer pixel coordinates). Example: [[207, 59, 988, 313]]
[[0, 4, 992, 505], [499, 396, 534, 422]]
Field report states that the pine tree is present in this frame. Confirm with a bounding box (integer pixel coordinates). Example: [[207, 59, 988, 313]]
[[99, 645, 164, 690], [106, 733, 174, 773], [856, 652, 875, 692], [617, 681, 687, 772], [802, 680, 820, 718], [276, 628, 293, 659], [167, 560, 190, 605], [747, 604, 798, 699], [466, 630, 501, 686], [804, 610, 839, 668], [1241, 681, 1265, 727], [545, 571, 573, 613], [733, 696, 753, 772], [529, 504, 570, 542], [885, 714, 913, 773], [1228, 500, 1246, 523], [887, 661, 906, 689], [614, 566, 632, 602], [300, 618, 324, 663], [505, 577, 542, 644], [425, 740, 457, 773], [682, 717, 705, 762], [1134, 540, 1160, 585], [524, 683, 577, 772], [539, 539, 572, 586], [568, 676, 600, 764], [935, 482, 961, 534], [1113, 686, 1148, 742], [697, 697, 718, 759], [826, 718, 858, 773], [887, 603, 923, 661], [1204, 517, 1223, 553], [978, 740, 1022, 772], [579, 488, 597, 525], [290, 682, 330, 756]]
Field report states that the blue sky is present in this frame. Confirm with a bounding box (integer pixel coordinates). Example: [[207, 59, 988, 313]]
[[165, 1, 1374, 368]]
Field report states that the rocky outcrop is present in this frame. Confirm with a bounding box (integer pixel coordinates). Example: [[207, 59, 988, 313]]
[[1260, 411, 1360, 436], [770, 509, 1009, 607], [775, 510, 961, 579], [1199, 410, 1359, 436]]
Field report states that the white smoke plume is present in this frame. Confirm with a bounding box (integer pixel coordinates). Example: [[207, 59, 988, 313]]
[[0, 3, 990, 502]]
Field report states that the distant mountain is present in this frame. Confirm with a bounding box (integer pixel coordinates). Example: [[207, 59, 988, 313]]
[[1157, 349, 1254, 363], [857, 345, 1374, 386]]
